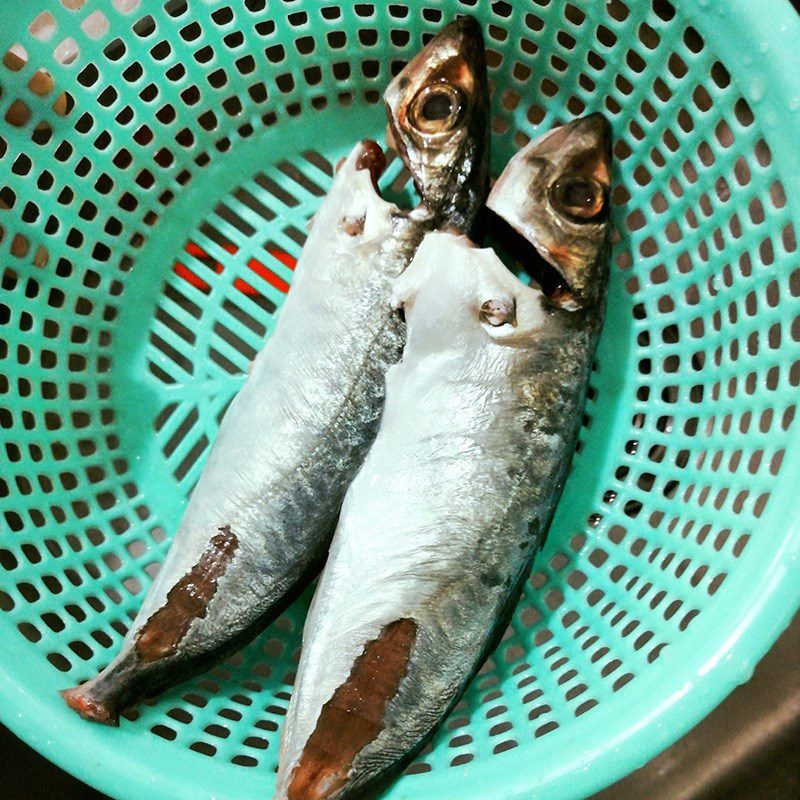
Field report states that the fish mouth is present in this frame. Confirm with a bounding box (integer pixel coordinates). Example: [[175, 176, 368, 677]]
[[486, 113, 614, 310], [484, 208, 579, 309], [437, 14, 484, 46]]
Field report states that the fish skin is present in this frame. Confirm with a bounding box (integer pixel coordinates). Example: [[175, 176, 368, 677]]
[[275, 115, 612, 800], [61, 20, 490, 724], [61, 143, 408, 723]]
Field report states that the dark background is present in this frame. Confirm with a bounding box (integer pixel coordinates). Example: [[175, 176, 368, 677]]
[[3, 0, 800, 797]]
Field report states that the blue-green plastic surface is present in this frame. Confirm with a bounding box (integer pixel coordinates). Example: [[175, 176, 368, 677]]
[[1, 1, 799, 799]]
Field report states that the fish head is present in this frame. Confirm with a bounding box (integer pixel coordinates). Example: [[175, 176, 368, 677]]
[[487, 113, 613, 311], [384, 16, 489, 231]]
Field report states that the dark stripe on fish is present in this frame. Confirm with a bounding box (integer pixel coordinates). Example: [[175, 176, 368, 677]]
[[287, 618, 418, 800], [135, 526, 239, 663]]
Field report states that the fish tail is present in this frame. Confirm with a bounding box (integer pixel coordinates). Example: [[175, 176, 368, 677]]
[[60, 679, 120, 726]]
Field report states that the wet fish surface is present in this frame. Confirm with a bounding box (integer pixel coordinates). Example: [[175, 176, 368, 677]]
[[61, 18, 489, 724], [274, 114, 612, 800]]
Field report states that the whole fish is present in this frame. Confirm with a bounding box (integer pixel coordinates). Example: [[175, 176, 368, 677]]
[[61, 17, 489, 725], [274, 113, 612, 800]]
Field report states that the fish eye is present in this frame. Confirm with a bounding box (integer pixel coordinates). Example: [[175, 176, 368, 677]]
[[550, 174, 606, 222], [409, 83, 464, 136]]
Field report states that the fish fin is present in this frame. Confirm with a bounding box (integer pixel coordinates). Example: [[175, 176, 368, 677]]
[[60, 684, 120, 726]]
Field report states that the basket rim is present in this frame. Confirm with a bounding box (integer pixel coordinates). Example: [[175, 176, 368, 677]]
[[2, 1, 800, 799]]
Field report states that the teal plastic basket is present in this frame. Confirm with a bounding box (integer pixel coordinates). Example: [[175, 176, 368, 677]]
[[1, 1, 800, 798]]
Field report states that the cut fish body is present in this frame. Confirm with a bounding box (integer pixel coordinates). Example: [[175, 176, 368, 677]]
[[61, 144, 414, 723]]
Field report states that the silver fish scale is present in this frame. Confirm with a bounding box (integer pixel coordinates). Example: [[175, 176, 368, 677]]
[[275, 223, 606, 799], [143, 187, 433, 646], [348, 314, 601, 796], [64, 151, 433, 714]]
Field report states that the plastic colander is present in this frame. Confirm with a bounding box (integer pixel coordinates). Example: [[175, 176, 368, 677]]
[[1, 1, 800, 798]]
